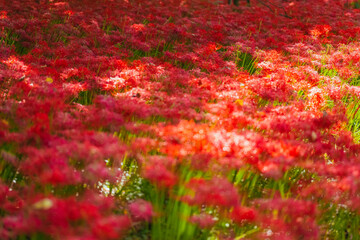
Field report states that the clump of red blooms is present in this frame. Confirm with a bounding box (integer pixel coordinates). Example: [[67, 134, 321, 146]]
[[2, 0, 360, 239], [128, 199, 154, 222]]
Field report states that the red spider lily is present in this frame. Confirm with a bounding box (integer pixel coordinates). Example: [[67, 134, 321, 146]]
[[230, 206, 257, 224], [143, 164, 177, 189], [2, 0, 360, 238], [128, 199, 154, 222], [189, 213, 216, 228], [91, 215, 131, 240], [184, 177, 240, 207]]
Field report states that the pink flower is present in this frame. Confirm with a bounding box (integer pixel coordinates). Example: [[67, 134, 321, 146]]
[[189, 213, 216, 228], [230, 206, 257, 224], [91, 215, 131, 240], [184, 177, 240, 207], [257, 160, 282, 179], [143, 164, 177, 188], [128, 199, 154, 222]]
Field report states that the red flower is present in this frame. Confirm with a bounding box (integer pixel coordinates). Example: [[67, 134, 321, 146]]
[[189, 213, 216, 228], [184, 177, 240, 207], [128, 199, 154, 222], [230, 206, 257, 224], [143, 164, 177, 188], [91, 215, 131, 240]]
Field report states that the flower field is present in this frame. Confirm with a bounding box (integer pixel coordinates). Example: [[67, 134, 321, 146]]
[[2, 0, 360, 239]]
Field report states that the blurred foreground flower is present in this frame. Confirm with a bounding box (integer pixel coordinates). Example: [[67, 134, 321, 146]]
[[128, 199, 154, 222], [189, 213, 216, 228]]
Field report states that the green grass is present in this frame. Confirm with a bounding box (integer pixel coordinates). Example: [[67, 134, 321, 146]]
[[316, 66, 338, 78], [144, 167, 210, 240], [345, 76, 360, 143], [114, 157, 212, 240], [232, 166, 316, 202], [116, 41, 175, 60], [0, 143, 23, 186], [351, 0, 360, 8], [235, 51, 260, 75], [346, 95, 360, 143], [70, 90, 107, 105], [319, 203, 360, 240], [17, 232, 51, 240], [0, 29, 32, 55], [256, 97, 286, 108]]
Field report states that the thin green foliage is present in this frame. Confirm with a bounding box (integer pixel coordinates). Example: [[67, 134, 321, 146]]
[[346, 96, 360, 143], [317, 66, 338, 78], [0, 144, 23, 186], [232, 166, 316, 202], [351, 0, 360, 8], [345, 76, 360, 143], [117, 42, 175, 60], [70, 90, 106, 105], [320, 204, 360, 240], [117, 157, 212, 240], [144, 167, 208, 240], [235, 51, 260, 75], [0, 29, 31, 55]]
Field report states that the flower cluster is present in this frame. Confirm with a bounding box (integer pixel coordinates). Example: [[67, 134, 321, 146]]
[[1, 0, 360, 239]]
